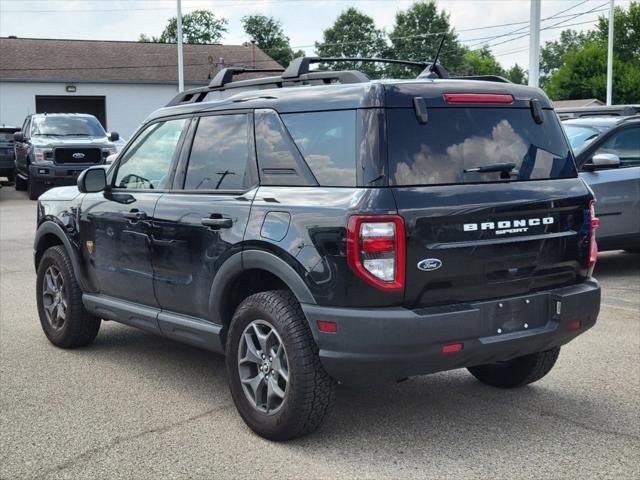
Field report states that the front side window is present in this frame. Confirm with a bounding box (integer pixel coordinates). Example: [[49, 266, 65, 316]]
[[184, 114, 255, 190], [115, 118, 187, 190], [281, 110, 357, 187], [595, 127, 640, 168]]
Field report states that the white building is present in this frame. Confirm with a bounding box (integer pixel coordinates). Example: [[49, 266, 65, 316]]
[[0, 37, 280, 138]]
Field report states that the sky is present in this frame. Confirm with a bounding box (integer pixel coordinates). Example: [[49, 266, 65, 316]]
[[0, 0, 631, 69]]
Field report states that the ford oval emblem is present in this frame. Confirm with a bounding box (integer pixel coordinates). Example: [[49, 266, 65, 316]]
[[417, 258, 442, 271], [72, 152, 85, 159]]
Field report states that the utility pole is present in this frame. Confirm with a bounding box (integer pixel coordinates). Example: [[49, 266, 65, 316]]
[[176, 0, 184, 92], [606, 0, 615, 105], [528, 0, 541, 88]]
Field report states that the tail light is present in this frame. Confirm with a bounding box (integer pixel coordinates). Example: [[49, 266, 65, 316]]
[[588, 200, 599, 274], [346, 215, 405, 291], [443, 93, 514, 104]]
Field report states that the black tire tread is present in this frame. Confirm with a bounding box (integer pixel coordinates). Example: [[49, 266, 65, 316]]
[[227, 290, 335, 440], [468, 347, 560, 388], [37, 246, 100, 348]]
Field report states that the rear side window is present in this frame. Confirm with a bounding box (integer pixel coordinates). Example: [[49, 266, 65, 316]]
[[387, 108, 576, 186], [595, 127, 640, 168], [184, 114, 256, 191], [281, 110, 357, 187]]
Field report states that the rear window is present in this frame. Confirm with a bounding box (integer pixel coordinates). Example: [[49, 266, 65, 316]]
[[388, 108, 576, 186], [0, 132, 15, 142]]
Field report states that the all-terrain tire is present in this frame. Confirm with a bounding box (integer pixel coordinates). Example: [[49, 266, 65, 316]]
[[468, 347, 560, 388], [226, 290, 336, 440], [15, 174, 27, 191], [36, 246, 101, 348], [28, 177, 44, 200]]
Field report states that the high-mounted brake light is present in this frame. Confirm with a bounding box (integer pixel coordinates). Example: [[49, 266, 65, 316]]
[[346, 215, 405, 291], [588, 200, 599, 274], [444, 93, 514, 104]]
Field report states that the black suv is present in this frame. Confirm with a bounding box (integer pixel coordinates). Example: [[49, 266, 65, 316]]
[[34, 58, 601, 440], [13, 113, 119, 199], [0, 125, 20, 182]]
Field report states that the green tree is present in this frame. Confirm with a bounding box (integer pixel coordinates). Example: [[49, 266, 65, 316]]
[[140, 10, 228, 44], [544, 2, 640, 103], [242, 14, 302, 67], [505, 64, 527, 85], [540, 29, 594, 87], [389, 1, 467, 77], [461, 46, 505, 76], [314, 7, 388, 78]]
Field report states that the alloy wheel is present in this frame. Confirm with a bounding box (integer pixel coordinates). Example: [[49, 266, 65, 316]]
[[42, 265, 67, 330]]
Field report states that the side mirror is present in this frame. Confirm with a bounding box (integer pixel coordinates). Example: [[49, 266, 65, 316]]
[[13, 131, 24, 142], [77, 167, 107, 193], [584, 153, 621, 171], [108, 131, 120, 142], [105, 153, 118, 165]]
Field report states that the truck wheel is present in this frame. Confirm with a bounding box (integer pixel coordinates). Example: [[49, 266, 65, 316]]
[[36, 246, 101, 348], [226, 290, 336, 440], [467, 347, 560, 388], [15, 174, 27, 191], [28, 178, 43, 200]]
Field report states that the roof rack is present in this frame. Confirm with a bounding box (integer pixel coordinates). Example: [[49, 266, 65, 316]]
[[166, 57, 438, 107]]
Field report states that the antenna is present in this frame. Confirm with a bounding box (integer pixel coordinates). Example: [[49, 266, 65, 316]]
[[429, 33, 447, 75]]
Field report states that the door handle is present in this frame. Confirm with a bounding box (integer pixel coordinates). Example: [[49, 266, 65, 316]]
[[123, 209, 147, 221], [201, 217, 233, 229]]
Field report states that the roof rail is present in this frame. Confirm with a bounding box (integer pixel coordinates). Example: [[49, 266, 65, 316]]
[[281, 56, 428, 78]]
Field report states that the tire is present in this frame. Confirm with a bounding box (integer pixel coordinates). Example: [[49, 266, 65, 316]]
[[15, 174, 27, 191], [28, 177, 43, 200], [36, 245, 101, 348], [225, 290, 336, 440], [467, 347, 560, 388]]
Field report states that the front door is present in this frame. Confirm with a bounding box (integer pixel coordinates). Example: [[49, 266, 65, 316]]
[[80, 117, 189, 306], [152, 112, 257, 320]]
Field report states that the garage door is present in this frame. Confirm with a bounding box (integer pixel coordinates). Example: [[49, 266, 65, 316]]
[[35, 96, 107, 129]]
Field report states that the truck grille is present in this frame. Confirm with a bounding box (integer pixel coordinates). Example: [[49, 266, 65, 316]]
[[54, 148, 102, 164]]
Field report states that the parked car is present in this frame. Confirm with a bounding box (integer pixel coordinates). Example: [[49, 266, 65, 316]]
[[13, 113, 118, 199], [0, 125, 20, 182], [563, 116, 640, 252], [556, 104, 639, 120], [34, 58, 601, 440]]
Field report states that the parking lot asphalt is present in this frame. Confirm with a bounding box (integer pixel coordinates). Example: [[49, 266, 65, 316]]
[[1, 184, 638, 480]]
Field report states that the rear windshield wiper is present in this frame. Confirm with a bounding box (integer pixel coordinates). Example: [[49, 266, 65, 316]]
[[464, 162, 518, 179]]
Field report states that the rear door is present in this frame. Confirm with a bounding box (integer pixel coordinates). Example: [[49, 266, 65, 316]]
[[152, 111, 257, 320], [578, 125, 640, 245], [386, 99, 592, 308]]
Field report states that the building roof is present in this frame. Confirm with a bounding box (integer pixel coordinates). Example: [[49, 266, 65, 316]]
[[553, 98, 605, 108], [0, 37, 281, 85]]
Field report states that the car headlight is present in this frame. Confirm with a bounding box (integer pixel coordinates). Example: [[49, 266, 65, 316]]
[[33, 147, 54, 163]]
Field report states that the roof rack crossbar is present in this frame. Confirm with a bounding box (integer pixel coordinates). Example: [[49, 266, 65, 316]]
[[282, 56, 428, 79]]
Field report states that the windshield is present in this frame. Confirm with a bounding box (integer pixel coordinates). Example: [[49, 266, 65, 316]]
[[563, 124, 601, 152], [387, 108, 576, 186], [31, 116, 105, 137]]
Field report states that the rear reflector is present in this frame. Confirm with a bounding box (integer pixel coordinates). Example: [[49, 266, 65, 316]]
[[442, 343, 463, 353], [567, 320, 581, 330], [444, 93, 514, 104], [317, 320, 337, 333]]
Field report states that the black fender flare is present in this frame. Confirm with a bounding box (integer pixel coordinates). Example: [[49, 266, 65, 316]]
[[34, 221, 91, 292], [209, 249, 316, 327]]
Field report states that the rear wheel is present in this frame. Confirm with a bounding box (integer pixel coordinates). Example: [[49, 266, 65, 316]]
[[467, 347, 560, 388], [225, 290, 336, 440], [36, 246, 101, 348]]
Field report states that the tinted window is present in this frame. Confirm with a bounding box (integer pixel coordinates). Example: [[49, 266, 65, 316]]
[[31, 116, 105, 137], [115, 119, 186, 189], [281, 110, 357, 186], [388, 108, 576, 186], [595, 127, 640, 168], [255, 109, 317, 186], [564, 124, 600, 152], [184, 114, 255, 191]]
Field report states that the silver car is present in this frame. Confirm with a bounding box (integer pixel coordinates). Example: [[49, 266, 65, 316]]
[[563, 116, 640, 252]]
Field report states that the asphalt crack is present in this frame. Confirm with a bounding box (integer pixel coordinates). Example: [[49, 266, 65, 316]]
[[33, 403, 232, 480]]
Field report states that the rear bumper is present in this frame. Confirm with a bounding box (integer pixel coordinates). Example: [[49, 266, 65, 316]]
[[302, 279, 601, 385], [29, 164, 95, 186]]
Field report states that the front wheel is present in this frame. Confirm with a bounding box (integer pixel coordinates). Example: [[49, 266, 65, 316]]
[[467, 347, 560, 388], [28, 177, 44, 200], [15, 173, 27, 191], [225, 290, 336, 440]]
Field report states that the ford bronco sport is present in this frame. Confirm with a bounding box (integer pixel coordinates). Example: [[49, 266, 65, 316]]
[[34, 57, 601, 440], [13, 113, 119, 200]]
